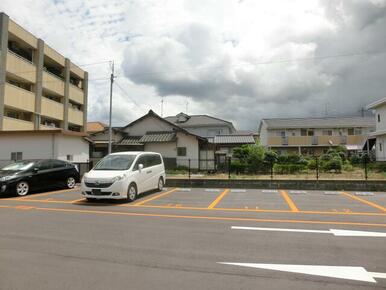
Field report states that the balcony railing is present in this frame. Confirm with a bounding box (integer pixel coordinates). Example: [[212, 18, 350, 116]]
[[6, 50, 36, 83], [2, 116, 34, 130], [42, 71, 65, 96], [41, 97, 64, 120], [68, 108, 83, 126], [268, 135, 366, 146], [4, 83, 35, 112], [69, 84, 84, 104]]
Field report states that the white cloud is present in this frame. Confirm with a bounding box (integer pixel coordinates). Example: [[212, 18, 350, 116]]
[[1, 0, 385, 129]]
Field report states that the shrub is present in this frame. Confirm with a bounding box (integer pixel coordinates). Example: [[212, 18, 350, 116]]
[[322, 156, 342, 172], [342, 161, 354, 172], [307, 159, 317, 170]]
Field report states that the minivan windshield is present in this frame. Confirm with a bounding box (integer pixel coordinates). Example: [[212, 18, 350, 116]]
[[1, 161, 34, 171], [94, 154, 136, 171]]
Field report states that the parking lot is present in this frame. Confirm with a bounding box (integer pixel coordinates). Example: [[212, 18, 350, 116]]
[[0, 186, 385, 289]]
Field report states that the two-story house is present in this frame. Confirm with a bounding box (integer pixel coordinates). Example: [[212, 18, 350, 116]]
[[258, 117, 375, 156], [367, 98, 386, 161]]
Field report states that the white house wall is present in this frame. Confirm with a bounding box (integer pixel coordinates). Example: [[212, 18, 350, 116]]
[[55, 135, 90, 162], [124, 116, 173, 135], [0, 134, 89, 163], [376, 135, 386, 161]]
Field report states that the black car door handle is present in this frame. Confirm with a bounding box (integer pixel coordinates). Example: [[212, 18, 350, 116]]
[[146, 170, 152, 174]]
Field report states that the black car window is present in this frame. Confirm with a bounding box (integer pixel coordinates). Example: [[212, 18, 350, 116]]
[[51, 160, 67, 169], [37, 160, 52, 170]]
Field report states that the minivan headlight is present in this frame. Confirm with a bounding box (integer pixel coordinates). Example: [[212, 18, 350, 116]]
[[112, 174, 126, 183]]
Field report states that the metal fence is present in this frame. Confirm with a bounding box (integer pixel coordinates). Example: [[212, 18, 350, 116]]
[[166, 156, 385, 181]]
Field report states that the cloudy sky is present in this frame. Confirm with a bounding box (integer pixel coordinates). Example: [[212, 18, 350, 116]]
[[1, 0, 385, 130]]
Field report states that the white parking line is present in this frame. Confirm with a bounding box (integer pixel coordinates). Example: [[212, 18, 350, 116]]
[[179, 188, 191, 192], [205, 188, 221, 192], [324, 191, 341, 195], [355, 192, 375, 196], [230, 189, 246, 193], [289, 190, 307, 194], [262, 190, 278, 193]]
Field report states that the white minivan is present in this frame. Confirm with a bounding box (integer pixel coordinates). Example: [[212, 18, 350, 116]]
[[81, 152, 166, 202]]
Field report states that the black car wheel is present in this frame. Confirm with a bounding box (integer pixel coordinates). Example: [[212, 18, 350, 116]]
[[15, 181, 30, 196], [127, 183, 137, 202], [158, 177, 164, 191], [66, 177, 76, 189]]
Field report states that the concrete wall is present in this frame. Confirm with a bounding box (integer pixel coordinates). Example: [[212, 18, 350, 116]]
[[165, 178, 386, 192], [376, 134, 386, 161], [0, 133, 89, 162]]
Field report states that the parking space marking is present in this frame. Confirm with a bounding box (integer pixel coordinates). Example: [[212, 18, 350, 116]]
[[25, 206, 386, 228], [132, 188, 179, 206], [207, 189, 230, 209], [355, 192, 375, 196], [179, 188, 191, 192], [262, 190, 279, 193], [342, 192, 385, 212], [16, 187, 79, 200], [279, 190, 299, 212], [71, 198, 86, 204], [230, 189, 246, 193], [324, 191, 341, 195], [205, 188, 221, 192], [289, 190, 307, 194]]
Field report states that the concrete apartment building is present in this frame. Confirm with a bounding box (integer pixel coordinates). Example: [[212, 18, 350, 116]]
[[367, 98, 386, 161], [258, 116, 375, 156], [0, 13, 89, 163]]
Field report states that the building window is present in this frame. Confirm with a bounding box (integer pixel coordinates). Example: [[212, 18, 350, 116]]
[[347, 128, 354, 135], [322, 130, 333, 136], [378, 114, 381, 123], [354, 128, 362, 135], [66, 155, 73, 161], [11, 152, 23, 161], [300, 129, 307, 136], [307, 130, 314, 136], [177, 147, 187, 156], [380, 142, 383, 152]]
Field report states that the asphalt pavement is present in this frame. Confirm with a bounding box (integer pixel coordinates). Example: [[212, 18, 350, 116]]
[[0, 187, 385, 290]]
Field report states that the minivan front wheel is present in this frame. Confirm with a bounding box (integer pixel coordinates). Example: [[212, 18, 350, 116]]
[[158, 177, 164, 191], [127, 183, 137, 202], [16, 181, 30, 196]]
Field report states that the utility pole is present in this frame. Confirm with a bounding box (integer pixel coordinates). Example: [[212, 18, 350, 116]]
[[108, 61, 115, 154]]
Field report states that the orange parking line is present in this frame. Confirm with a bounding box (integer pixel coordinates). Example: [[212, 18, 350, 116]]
[[34, 206, 386, 228], [207, 189, 230, 209], [341, 192, 385, 212], [71, 198, 86, 204], [132, 188, 179, 206], [18, 187, 79, 200], [279, 190, 299, 212], [124, 204, 386, 216]]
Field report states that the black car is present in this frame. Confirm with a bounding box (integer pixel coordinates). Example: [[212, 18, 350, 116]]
[[0, 159, 80, 197]]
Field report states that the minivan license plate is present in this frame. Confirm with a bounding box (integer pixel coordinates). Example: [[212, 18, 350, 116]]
[[92, 189, 102, 195]]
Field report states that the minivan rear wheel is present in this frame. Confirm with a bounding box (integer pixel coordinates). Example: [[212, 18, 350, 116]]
[[158, 177, 164, 191], [127, 183, 137, 202]]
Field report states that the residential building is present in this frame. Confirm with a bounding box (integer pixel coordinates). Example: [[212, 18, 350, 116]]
[[0, 13, 89, 162], [258, 116, 375, 155], [88, 111, 255, 170], [86, 121, 107, 134], [0, 13, 88, 132], [366, 98, 386, 161]]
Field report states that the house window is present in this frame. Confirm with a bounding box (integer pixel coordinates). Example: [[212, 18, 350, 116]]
[[300, 129, 307, 136], [11, 152, 23, 161], [66, 155, 73, 161], [177, 147, 187, 156], [354, 128, 362, 135], [378, 114, 381, 123], [322, 130, 333, 136], [347, 128, 354, 135], [276, 131, 285, 137], [307, 130, 314, 136]]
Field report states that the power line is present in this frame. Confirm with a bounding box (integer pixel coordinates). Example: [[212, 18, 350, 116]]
[[114, 81, 142, 110]]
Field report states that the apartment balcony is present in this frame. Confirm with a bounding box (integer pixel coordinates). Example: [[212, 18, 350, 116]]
[[8, 19, 38, 49], [69, 84, 84, 104], [4, 83, 35, 112], [268, 135, 366, 147], [2, 116, 34, 131], [41, 97, 64, 120], [43, 71, 65, 96], [40, 124, 59, 130], [6, 50, 36, 83], [68, 108, 83, 126]]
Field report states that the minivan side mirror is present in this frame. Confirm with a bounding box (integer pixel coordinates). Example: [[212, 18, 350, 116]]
[[138, 164, 144, 171]]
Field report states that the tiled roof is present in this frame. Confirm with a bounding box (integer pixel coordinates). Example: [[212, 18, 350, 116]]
[[87, 122, 107, 133], [139, 132, 176, 143], [165, 113, 235, 128], [213, 135, 256, 144], [262, 117, 375, 129], [118, 136, 143, 146]]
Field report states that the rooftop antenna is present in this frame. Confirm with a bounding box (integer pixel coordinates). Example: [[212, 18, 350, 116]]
[[161, 97, 164, 117]]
